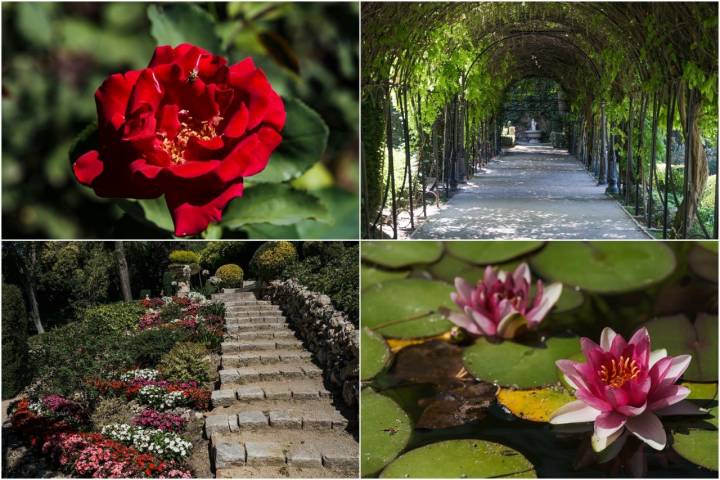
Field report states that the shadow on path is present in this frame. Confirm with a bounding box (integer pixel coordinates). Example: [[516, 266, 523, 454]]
[[411, 144, 649, 239]]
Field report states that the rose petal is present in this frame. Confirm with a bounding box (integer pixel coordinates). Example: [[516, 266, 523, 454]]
[[625, 410, 667, 450], [550, 400, 602, 424], [73, 150, 105, 186], [165, 181, 244, 237]]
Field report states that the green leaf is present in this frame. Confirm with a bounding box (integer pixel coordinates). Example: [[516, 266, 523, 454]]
[[257, 31, 300, 74], [362, 241, 444, 268], [17, 3, 54, 48], [463, 337, 580, 388], [119, 197, 175, 233], [221, 183, 329, 229], [446, 241, 544, 265], [68, 123, 99, 166], [361, 265, 408, 290], [242, 223, 300, 239], [362, 279, 455, 338], [530, 242, 676, 293], [644, 314, 718, 382], [361, 328, 392, 381], [252, 98, 329, 183], [147, 4, 222, 53], [295, 187, 359, 239], [671, 406, 718, 471], [379, 440, 536, 478], [361, 390, 413, 477]]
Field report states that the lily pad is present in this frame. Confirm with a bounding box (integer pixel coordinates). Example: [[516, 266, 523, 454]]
[[463, 337, 580, 388], [530, 242, 676, 294], [446, 241, 544, 265], [683, 382, 718, 403], [699, 241, 718, 253], [416, 383, 497, 429], [497, 386, 575, 422], [390, 340, 465, 387], [362, 265, 409, 290], [362, 241, 444, 268], [361, 390, 413, 477], [688, 244, 718, 283], [379, 439, 537, 478], [671, 406, 718, 471], [362, 328, 392, 381], [643, 314, 718, 382], [362, 279, 455, 338]]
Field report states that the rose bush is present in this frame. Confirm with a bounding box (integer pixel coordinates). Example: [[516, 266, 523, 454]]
[[72, 43, 286, 236]]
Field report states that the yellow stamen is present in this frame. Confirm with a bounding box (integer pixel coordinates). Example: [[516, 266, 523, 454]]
[[159, 111, 222, 164], [597, 355, 640, 388]]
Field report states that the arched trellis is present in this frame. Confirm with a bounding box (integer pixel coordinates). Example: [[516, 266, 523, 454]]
[[361, 2, 718, 239]]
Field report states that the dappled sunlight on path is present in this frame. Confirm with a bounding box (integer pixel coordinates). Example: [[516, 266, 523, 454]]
[[411, 145, 649, 239]]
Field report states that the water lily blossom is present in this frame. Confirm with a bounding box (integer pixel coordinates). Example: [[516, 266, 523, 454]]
[[443, 262, 562, 338], [551, 327, 704, 452]]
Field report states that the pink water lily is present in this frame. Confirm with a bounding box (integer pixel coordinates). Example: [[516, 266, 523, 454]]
[[443, 262, 562, 338], [551, 327, 704, 452]]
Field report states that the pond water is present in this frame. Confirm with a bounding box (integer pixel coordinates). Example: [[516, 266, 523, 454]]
[[360, 241, 718, 478]]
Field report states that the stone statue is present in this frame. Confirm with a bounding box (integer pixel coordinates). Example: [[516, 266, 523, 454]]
[[530, 118, 537, 131], [176, 264, 192, 298]]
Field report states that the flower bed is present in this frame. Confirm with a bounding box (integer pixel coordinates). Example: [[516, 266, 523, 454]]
[[9, 292, 223, 478]]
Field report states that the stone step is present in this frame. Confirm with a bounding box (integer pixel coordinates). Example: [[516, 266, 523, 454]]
[[225, 322, 288, 333], [225, 316, 285, 325], [221, 350, 312, 368], [211, 380, 329, 407], [226, 310, 283, 318], [221, 339, 303, 354], [211, 430, 357, 475], [206, 410, 348, 436], [218, 363, 322, 384], [221, 299, 271, 306], [225, 330, 295, 341], [226, 307, 280, 314], [214, 291, 256, 298]]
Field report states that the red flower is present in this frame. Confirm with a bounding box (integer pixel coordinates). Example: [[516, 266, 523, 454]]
[[73, 43, 286, 236]]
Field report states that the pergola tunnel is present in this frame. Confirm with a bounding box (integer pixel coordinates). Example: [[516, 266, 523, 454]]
[[361, 2, 718, 239]]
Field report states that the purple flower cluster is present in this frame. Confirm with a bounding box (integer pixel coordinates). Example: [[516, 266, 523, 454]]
[[131, 409, 187, 433]]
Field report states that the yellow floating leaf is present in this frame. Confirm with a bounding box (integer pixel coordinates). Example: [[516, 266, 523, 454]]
[[683, 381, 718, 401], [386, 331, 453, 353], [497, 386, 575, 422]]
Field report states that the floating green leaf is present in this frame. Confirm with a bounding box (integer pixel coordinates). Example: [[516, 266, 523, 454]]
[[530, 242, 676, 293], [222, 183, 329, 229], [671, 406, 718, 471], [464, 337, 580, 388], [362, 279, 455, 338], [644, 314, 718, 382], [379, 439, 536, 478], [497, 386, 575, 422], [251, 98, 328, 183], [148, 4, 222, 53], [362, 265, 408, 290], [446, 241, 543, 265], [688, 243, 718, 283], [361, 390, 413, 477], [362, 328, 392, 381], [362, 241, 444, 268]]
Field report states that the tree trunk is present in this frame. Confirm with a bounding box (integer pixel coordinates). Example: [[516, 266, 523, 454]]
[[13, 245, 44, 334], [115, 241, 133, 301], [674, 84, 708, 234]]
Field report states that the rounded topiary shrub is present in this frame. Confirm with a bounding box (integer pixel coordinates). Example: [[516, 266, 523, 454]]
[[215, 264, 244, 288], [158, 342, 210, 382], [250, 241, 298, 281], [168, 250, 200, 265]]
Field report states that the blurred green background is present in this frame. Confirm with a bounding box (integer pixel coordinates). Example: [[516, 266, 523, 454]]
[[2, 2, 359, 239]]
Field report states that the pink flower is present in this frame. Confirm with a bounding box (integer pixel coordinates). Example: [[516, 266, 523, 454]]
[[551, 327, 704, 452], [444, 263, 562, 338]]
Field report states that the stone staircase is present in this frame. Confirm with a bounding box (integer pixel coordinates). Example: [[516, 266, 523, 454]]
[[205, 289, 358, 478]]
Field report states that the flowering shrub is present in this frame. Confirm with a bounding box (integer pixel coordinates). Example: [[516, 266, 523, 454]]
[[42, 431, 192, 478], [102, 423, 193, 461], [139, 312, 162, 330], [138, 386, 189, 411], [120, 369, 160, 382], [132, 409, 187, 433], [172, 296, 192, 307], [141, 297, 166, 309], [27, 395, 88, 428]]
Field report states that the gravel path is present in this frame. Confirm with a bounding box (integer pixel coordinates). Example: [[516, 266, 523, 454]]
[[411, 144, 649, 239]]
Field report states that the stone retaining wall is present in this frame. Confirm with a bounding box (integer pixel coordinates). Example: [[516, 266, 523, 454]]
[[259, 279, 358, 408]]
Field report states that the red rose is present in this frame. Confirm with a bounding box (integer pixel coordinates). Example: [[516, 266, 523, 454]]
[[73, 43, 286, 236]]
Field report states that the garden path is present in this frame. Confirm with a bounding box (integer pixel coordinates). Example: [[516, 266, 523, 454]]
[[411, 144, 649, 239], [204, 289, 357, 478]]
